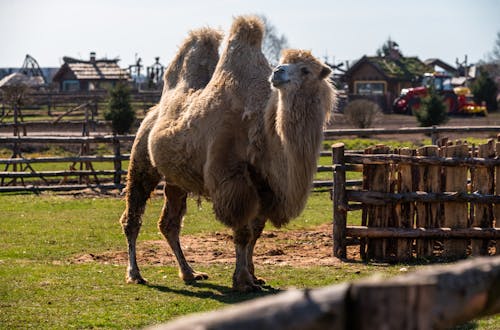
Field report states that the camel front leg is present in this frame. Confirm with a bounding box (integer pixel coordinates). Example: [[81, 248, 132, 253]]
[[233, 224, 261, 292], [247, 217, 266, 285], [159, 184, 208, 283]]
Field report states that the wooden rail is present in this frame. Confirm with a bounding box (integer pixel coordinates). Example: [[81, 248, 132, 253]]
[[148, 256, 500, 330], [1, 125, 499, 193], [0, 135, 134, 192], [324, 125, 500, 144]]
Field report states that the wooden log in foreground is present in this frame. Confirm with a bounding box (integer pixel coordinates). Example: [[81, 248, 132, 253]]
[[148, 256, 500, 330]]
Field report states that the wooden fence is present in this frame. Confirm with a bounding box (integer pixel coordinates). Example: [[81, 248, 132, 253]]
[[332, 141, 500, 262], [2, 126, 500, 194], [0, 90, 161, 116], [148, 256, 500, 330], [0, 135, 134, 193]]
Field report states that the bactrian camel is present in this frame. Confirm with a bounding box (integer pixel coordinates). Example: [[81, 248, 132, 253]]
[[120, 15, 336, 292]]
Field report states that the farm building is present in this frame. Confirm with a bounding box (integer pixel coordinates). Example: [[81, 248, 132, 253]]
[[342, 51, 432, 112], [52, 52, 130, 92]]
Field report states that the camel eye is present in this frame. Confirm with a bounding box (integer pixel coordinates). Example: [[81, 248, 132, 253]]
[[301, 67, 310, 75]]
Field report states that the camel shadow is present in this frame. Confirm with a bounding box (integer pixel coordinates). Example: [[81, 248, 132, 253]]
[[145, 281, 281, 304]]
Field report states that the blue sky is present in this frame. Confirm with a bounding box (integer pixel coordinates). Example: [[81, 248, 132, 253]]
[[1, 0, 499, 69]]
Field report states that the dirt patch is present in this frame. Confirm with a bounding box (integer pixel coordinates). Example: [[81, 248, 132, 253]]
[[73, 223, 360, 267]]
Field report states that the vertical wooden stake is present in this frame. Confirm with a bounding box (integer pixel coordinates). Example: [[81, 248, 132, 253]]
[[442, 143, 469, 259], [113, 137, 122, 187], [333, 143, 347, 259], [495, 142, 500, 255], [471, 140, 495, 255], [395, 148, 414, 261], [416, 145, 440, 258], [366, 145, 391, 261]]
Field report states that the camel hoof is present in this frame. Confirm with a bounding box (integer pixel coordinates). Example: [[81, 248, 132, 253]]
[[233, 282, 262, 293], [181, 271, 209, 283], [126, 276, 148, 285]]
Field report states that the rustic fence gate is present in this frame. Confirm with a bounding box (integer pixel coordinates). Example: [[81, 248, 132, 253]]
[[332, 141, 500, 262]]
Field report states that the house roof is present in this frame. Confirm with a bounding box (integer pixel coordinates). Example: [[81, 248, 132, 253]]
[[52, 57, 130, 82], [424, 58, 458, 75], [344, 55, 432, 81], [0, 72, 45, 88]]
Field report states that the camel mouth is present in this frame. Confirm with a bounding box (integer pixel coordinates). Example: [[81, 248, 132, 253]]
[[271, 78, 291, 87]]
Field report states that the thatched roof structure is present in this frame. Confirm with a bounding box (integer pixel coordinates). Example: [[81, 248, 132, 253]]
[[0, 72, 45, 88]]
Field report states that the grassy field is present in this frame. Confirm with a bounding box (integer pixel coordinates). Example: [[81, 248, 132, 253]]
[[1, 134, 499, 328], [0, 192, 498, 329]]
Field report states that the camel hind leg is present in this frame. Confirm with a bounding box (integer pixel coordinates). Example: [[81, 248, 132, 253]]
[[120, 165, 161, 284], [159, 184, 208, 283]]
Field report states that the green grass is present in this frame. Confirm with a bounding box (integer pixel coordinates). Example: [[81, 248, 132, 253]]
[[0, 193, 497, 329]]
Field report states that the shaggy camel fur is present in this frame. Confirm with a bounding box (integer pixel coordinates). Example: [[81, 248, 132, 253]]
[[122, 16, 336, 292], [120, 27, 222, 284]]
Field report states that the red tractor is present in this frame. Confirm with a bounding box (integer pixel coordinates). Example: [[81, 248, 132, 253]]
[[393, 72, 486, 116]]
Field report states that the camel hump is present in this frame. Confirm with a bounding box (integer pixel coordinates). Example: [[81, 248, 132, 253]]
[[187, 27, 223, 47], [228, 15, 264, 46]]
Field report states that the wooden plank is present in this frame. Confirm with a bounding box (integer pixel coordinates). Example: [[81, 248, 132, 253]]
[[0, 183, 123, 193], [345, 226, 500, 239], [365, 145, 391, 261], [442, 143, 469, 259], [333, 143, 347, 259], [344, 153, 500, 167], [0, 135, 135, 144], [496, 142, 500, 255], [0, 154, 129, 164], [416, 146, 440, 258], [0, 170, 121, 178], [347, 190, 500, 204], [323, 126, 500, 139], [472, 140, 495, 255], [348, 256, 500, 330], [395, 148, 414, 261]]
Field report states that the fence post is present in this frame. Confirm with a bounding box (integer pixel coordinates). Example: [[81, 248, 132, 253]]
[[442, 142, 469, 259], [332, 143, 347, 259], [472, 140, 495, 255], [113, 136, 122, 187], [431, 125, 439, 145], [416, 145, 440, 258]]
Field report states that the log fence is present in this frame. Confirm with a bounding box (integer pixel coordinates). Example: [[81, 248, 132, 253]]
[[148, 256, 500, 330], [332, 141, 500, 261]]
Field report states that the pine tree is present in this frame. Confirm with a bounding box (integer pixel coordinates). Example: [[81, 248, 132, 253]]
[[104, 82, 136, 134], [415, 88, 448, 127], [470, 68, 498, 112]]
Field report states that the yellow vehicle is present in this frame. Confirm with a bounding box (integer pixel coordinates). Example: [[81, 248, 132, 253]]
[[453, 87, 487, 116]]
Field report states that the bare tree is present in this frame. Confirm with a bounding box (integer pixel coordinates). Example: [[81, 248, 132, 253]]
[[488, 31, 500, 63], [344, 99, 382, 129], [259, 15, 289, 66]]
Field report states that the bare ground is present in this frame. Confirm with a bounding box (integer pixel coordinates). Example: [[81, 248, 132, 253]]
[[73, 223, 360, 268]]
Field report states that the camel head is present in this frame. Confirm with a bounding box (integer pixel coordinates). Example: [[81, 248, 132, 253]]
[[270, 49, 332, 91], [163, 27, 223, 90]]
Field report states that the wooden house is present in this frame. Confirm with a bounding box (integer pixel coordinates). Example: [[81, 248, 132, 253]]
[[342, 52, 432, 112], [52, 52, 130, 92]]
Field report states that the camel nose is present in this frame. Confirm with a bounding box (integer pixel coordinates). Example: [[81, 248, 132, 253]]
[[270, 65, 290, 87], [274, 66, 285, 74]]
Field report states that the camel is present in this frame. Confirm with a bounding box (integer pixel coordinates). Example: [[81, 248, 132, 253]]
[[120, 15, 336, 292]]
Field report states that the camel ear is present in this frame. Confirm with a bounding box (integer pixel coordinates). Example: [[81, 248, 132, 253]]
[[319, 66, 331, 80]]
